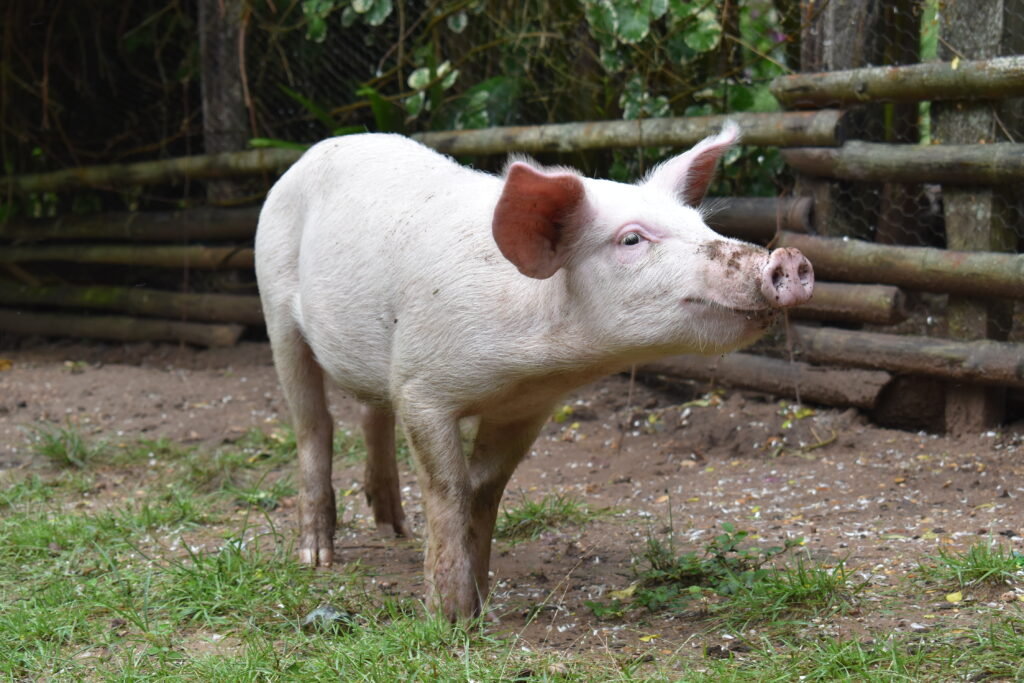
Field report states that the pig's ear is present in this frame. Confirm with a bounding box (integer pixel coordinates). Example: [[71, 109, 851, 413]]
[[492, 162, 586, 279], [644, 121, 739, 207]]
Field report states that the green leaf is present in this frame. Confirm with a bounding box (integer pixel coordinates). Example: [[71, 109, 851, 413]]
[[405, 91, 426, 117], [341, 5, 358, 27], [447, 10, 469, 33], [407, 67, 431, 90], [357, 85, 406, 134], [599, 47, 627, 73], [330, 125, 368, 136], [364, 0, 392, 26], [667, 0, 696, 18], [248, 138, 311, 151], [685, 8, 721, 52], [584, 0, 618, 50], [351, 0, 372, 12], [305, 16, 327, 42], [614, 0, 654, 44]]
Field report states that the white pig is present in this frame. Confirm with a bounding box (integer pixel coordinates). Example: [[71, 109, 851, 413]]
[[254, 123, 813, 620]]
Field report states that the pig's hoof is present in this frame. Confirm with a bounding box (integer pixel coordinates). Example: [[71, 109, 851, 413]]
[[298, 546, 333, 567]]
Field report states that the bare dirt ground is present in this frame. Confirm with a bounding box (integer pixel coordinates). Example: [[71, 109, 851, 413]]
[[2, 339, 1023, 657]]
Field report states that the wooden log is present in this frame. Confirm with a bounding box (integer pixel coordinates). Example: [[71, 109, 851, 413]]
[[775, 232, 1024, 300], [414, 110, 846, 156], [793, 325, 1024, 388], [0, 244, 254, 269], [782, 142, 1024, 185], [638, 353, 892, 410], [0, 207, 261, 242], [791, 282, 907, 325], [1, 111, 846, 196], [0, 309, 243, 347], [704, 197, 811, 242], [2, 148, 300, 197], [772, 56, 1024, 108], [0, 283, 263, 325]]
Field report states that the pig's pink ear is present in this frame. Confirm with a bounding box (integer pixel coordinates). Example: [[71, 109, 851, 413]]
[[644, 121, 739, 207], [492, 162, 586, 279]]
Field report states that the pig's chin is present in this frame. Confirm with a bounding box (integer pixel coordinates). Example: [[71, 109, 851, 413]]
[[680, 297, 777, 346]]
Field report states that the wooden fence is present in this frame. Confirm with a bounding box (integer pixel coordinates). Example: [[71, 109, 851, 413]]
[[3, 54, 1024, 434]]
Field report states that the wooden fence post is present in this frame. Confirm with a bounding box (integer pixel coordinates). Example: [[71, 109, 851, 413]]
[[199, 0, 250, 203], [798, 0, 889, 238], [934, 0, 1024, 434]]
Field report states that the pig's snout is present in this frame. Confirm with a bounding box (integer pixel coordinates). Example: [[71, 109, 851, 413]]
[[760, 248, 814, 308]]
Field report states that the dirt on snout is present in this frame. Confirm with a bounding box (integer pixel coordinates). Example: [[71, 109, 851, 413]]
[[1, 338, 1023, 653]]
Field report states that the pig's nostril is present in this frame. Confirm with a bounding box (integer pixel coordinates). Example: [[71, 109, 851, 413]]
[[771, 266, 784, 289], [797, 263, 810, 282]]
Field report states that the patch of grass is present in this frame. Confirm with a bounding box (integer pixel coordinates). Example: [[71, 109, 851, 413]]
[[495, 492, 596, 541], [920, 540, 1024, 589], [22, 421, 104, 468], [587, 523, 861, 626], [0, 475, 52, 508], [228, 476, 296, 511]]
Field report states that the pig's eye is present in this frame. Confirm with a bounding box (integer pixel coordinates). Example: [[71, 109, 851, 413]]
[[620, 232, 643, 246]]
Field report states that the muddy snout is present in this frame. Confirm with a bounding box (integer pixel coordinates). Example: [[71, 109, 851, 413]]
[[760, 248, 814, 308]]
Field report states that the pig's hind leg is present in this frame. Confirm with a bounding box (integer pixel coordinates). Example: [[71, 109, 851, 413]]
[[269, 327, 336, 567], [361, 405, 412, 538]]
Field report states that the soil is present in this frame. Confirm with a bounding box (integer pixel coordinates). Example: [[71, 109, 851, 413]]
[[2, 339, 1023, 657]]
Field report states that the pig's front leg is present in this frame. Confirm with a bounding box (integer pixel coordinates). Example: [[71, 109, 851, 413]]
[[400, 406, 477, 621], [361, 405, 412, 538], [467, 414, 548, 602]]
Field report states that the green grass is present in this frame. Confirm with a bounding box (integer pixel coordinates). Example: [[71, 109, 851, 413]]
[[4, 432, 1024, 680], [920, 540, 1024, 589], [22, 421, 104, 468], [494, 492, 597, 541]]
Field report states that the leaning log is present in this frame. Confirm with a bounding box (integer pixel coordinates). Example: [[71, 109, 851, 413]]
[[1, 111, 846, 196], [638, 352, 892, 410], [704, 197, 811, 242], [0, 244, 254, 269], [782, 142, 1024, 184], [0, 283, 263, 325], [775, 232, 1024, 300], [793, 325, 1024, 388], [0, 207, 261, 242], [791, 282, 907, 325], [772, 55, 1024, 108], [415, 110, 845, 156], [0, 309, 243, 347]]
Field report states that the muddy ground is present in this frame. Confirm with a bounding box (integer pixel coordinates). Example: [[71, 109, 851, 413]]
[[1, 339, 1022, 655]]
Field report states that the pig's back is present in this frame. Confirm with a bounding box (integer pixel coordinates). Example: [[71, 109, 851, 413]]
[[257, 134, 506, 402]]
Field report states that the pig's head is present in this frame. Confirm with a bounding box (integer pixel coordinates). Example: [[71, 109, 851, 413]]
[[491, 122, 814, 358]]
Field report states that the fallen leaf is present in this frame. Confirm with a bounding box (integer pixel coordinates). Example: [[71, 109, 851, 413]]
[[608, 584, 637, 601], [946, 591, 963, 603], [638, 634, 660, 642], [0, 358, 11, 371], [654, 494, 669, 504]]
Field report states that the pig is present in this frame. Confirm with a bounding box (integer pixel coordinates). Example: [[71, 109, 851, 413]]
[[254, 123, 814, 621]]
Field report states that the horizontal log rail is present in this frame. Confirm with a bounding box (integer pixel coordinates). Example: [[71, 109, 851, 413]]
[[639, 353, 892, 410], [793, 325, 1024, 388], [0, 283, 263, 325], [0, 207, 261, 243], [0, 244, 254, 269], [0, 309, 243, 347], [1, 111, 845, 196], [775, 232, 1024, 300], [791, 282, 906, 325], [782, 142, 1024, 184], [414, 110, 845, 156], [772, 55, 1024, 108]]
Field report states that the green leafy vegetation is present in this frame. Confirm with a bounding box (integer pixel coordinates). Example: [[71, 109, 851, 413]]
[[587, 522, 862, 627], [22, 422, 104, 469], [920, 540, 1024, 589], [495, 492, 598, 541]]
